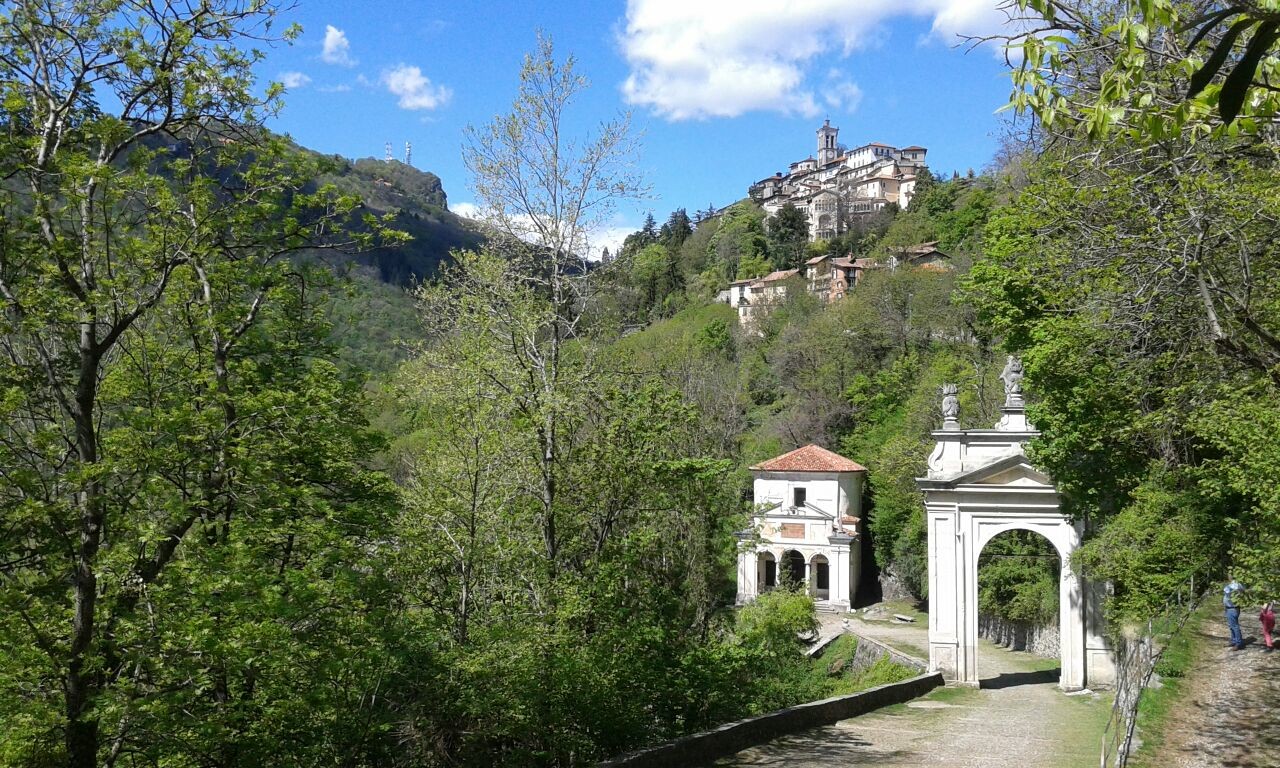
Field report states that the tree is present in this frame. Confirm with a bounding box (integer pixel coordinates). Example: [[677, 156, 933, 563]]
[[1005, 0, 1280, 141], [708, 201, 768, 281], [660, 208, 693, 250], [767, 203, 810, 270], [0, 3, 401, 763], [461, 34, 645, 576], [966, 150, 1279, 615]]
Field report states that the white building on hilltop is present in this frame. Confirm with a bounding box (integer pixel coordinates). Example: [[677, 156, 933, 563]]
[[735, 444, 866, 611], [748, 120, 928, 241]]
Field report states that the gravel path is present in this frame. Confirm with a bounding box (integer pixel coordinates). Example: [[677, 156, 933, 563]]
[[1146, 609, 1280, 768], [712, 610, 1112, 768]]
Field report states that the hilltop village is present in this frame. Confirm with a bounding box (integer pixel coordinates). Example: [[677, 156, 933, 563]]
[[707, 121, 948, 326], [749, 120, 929, 240]]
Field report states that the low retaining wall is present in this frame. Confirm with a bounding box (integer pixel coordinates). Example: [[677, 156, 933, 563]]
[[978, 614, 1059, 658], [849, 632, 927, 672], [596, 671, 944, 768]]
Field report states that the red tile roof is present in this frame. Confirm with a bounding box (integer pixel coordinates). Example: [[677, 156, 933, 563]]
[[751, 444, 867, 473]]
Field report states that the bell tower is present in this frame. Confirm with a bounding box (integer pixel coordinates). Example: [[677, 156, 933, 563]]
[[817, 119, 839, 165]]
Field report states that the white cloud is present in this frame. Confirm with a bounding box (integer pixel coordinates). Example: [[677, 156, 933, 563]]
[[382, 64, 452, 110], [322, 25, 356, 67], [619, 0, 1011, 120], [279, 71, 311, 89], [450, 202, 632, 261], [317, 83, 352, 93], [588, 224, 637, 262], [823, 70, 863, 113], [451, 202, 481, 220]]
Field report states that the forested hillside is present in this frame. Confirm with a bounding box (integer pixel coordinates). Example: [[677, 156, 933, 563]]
[[314, 154, 483, 284]]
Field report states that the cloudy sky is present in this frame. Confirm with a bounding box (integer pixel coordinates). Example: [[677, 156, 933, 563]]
[[264, 0, 1019, 252]]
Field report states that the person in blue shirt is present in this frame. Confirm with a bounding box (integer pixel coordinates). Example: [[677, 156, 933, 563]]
[[1224, 577, 1246, 651]]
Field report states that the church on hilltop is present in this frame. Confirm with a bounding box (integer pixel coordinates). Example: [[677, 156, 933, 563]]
[[748, 120, 928, 241]]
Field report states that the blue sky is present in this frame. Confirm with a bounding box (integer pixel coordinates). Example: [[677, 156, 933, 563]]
[[260, 0, 1017, 252]]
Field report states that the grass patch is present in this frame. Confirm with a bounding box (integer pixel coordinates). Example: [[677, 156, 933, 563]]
[[922, 684, 982, 705], [807, 635, 917, 697], [863, 600, 929, 623], [1127, 600, 1216, 767], [1053, 691, 1116, 768]]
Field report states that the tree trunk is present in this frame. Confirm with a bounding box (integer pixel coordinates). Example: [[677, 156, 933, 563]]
[[68, 318, 102, 768]]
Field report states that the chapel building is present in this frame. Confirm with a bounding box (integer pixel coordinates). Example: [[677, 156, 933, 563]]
[[735, 445, 866, 611]]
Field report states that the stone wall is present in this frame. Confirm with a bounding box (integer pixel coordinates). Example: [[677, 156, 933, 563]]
[[978, 613, 1059, 658], [596, 672, 944, 768], [878, 567, 915, 602], [848, 631, 927, 671]]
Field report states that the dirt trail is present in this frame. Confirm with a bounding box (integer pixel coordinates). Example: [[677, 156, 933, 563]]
[[1145, 609, 1280, 768], [712, 611, 1112, 768]]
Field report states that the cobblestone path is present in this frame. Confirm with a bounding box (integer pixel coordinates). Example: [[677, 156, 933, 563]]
[[712, 611, 1112, 768], [1145, 609, 1280, 768]]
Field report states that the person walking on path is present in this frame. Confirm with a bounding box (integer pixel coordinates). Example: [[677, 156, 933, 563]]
[[1260, 601, 1275, 652], [1224, 577, 1246, 650]]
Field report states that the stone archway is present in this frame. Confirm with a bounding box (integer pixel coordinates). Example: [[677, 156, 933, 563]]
[[916, 369, 1113, 691], [783, 549, 806, 587], [809, 554, 830, 600]]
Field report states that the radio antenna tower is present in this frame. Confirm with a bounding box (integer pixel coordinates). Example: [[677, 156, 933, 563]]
[[384, 141, 392, 162], [405, 141, 412, 167]]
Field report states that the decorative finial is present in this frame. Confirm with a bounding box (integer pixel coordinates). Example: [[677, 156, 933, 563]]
[[999, 355, 1025, 408], [941, 383, 960, 430]]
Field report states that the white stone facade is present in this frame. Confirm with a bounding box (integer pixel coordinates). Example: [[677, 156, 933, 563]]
[[735, 445, 866, 611]]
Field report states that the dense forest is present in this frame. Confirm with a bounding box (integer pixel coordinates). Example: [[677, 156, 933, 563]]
[[2, 1, 1278, 767]]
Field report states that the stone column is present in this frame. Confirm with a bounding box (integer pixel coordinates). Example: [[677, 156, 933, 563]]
[[927, 504, 967, 684], [734, 531, 755, 605], [1084, 578, 1117, 687], [1059, 562, 1087, 691], [959, 514, 980, 686], [828, 534, 854, 610]]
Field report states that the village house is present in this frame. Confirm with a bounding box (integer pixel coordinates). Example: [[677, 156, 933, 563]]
[[748, 120, 928, 241], [735, 445, 867, 611], [719, 243, 949, 326]]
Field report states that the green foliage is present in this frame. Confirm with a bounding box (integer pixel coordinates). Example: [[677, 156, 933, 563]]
[[710, 201, 770, 278], [1010, 0, 1280, 141], [0, 4, 409, 764], [978, 532, 1060, 625], [766, 202, 810, 271], [965, 139, 1280, 624], [737, 252, 773, 280], [735, 589, 819, 659], [321, 269, 422, 373], [1073, 475, 1219, 624], [804, 636, 916, 696]]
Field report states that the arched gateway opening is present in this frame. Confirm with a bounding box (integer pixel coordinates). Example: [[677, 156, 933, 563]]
[[976, 529, 1062, 686], [917, 362, 1115, 691]]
